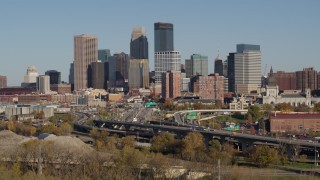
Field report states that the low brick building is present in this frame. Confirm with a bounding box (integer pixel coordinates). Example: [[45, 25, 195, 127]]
[[270, 113, 320, 133], [50, 84, 71, 94], [191, 74, 224, 103]]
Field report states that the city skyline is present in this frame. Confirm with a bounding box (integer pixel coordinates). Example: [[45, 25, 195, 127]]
[[0, 0, 319, 86]]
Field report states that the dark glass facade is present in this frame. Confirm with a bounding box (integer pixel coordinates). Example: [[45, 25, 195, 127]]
[[214, 59, 223, 76], [69, 63, 74, 91], [130, 36, 148, 59], [45, 70, 61, 84], [88, 61, 105, 89], [154, 22, 174, 52], [237, 44, 260, 53], [98, 49, 111, 62], [227, 53, 235, 92], [108, 52, 129, 87]]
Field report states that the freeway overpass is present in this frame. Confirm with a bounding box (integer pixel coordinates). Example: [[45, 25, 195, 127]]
[[174, 109, 248, 124], [91, 120, 320, 157]]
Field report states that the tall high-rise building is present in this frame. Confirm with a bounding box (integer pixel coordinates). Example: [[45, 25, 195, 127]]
[[154, 22, 173, 52], [185, 54, 208, 78], [45, 70, 61, 84], [234, 44, 261, 94], [37, 75, 50, 94], [0, 75, 7, 88], [129, 59, 149, 89], [69, 62, 74, 91], [155, 51, 181, 83], [296, 67, 318, 92], [23, 66, 39, 83], [108, 52, 129, 87], [130, 27, 148, 59], [223, 60, 228, 77], [271, 71, 296, 91], [161, 71, 181, 99], [74, 34, 98, 90], [88, 61, 105, 89], [104, 61, 109, 87], [214, 54, 223, 76], [181, 72, 190, 92], [128, 27, 149, 89], [227, 53, 235, 92], [181, 64, 185, 73], [98, 49, 111, 62], [154, 22, 180, 84]]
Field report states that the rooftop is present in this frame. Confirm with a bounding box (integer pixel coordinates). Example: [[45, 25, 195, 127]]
[[270, 113, 320, 119]]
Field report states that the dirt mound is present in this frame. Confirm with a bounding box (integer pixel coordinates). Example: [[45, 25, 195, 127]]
[[42, 135, 94, 155], [0, 130, 94, 157], [0, 130, 31, 155]]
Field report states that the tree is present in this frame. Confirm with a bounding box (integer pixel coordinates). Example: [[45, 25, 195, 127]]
[[295, 103, 311, 112], [262, 104, 274, 117], [151, 132, 179, 154], [162, 99, 177, 111], [11, 158, 22, 179], [7, 120, 16, 131], [276, 103, 294, 112], [40, 123, 57, 134], [120, 136, 136, 149], [314, 102, 320, 112], [149, 153, 170, 179], [247, 105, 262, 122], [56, 123, 72, 136], [250, 145, 279, 167], [208, 139, 221, 151], [181, 132, 206, 161], [34, 111, 45, 119]]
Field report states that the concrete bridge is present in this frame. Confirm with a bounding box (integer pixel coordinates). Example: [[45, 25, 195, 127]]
[[91, 120, 320, 158]]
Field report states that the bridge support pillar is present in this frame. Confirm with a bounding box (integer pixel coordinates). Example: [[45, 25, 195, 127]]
[[240, 141, 254, 152], [124, 125, 130, 131]]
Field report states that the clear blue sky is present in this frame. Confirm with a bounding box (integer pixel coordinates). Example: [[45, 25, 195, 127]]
[[0, 0, 319, 86]]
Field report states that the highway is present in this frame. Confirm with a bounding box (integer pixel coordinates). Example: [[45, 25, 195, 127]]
[[174, 109, 248, 125], [93, 120, 320, 150]]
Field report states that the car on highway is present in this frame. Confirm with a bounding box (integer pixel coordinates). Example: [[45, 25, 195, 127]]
[[194, 126, 204, 131]]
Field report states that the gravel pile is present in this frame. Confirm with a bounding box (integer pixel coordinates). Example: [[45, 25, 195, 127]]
[[42, 134, 94, 155], [0, 130, 30, 155], [0, 130, 94, 157]]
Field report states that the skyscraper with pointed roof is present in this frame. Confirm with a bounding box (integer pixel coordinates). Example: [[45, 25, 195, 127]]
[[130, 27, 148, 59], [214, 53, 223, 76], [129, 26, 149, 89]]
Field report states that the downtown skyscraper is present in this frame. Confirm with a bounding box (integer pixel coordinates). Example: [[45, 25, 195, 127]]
[[234, 44, 261, 94], [154, 22, 180, 84], [185, 54, 208, 78], [129, 27, 149, 89], [0, 75, 7, 88], [214, 54, 223, 76], [74, 34, 98, 90]]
